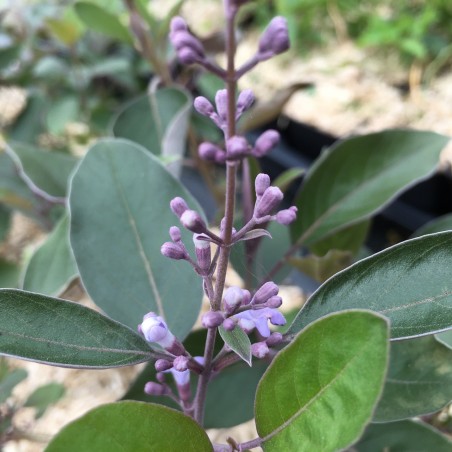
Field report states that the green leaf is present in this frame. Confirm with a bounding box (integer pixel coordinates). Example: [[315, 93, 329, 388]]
[[0, 205, 11, 242], [22, 214, 77, 296], [111, 88, 192, 174], [0, 289, 153, 368], [0, 259, 20, 288], [436, 329, 452, 349], [255, 310, 389, 452], [292, 130, 449, 245], [69, 139, 203, 339], [24, 382, 65, 418], [47, 96, 79, 135], [353, 420, 452, 452], [45, 401, 213, 451], [8, 141, 78, 197], [412, 213, 452, 237], [374, 335, 452, 422], [218, 325, 252, 366], [45, 7, 85, 45], [288, 232, 452, 339], [0, 45, 20, 71], [273, 167, 305, 193], [74, 2, 132, 43], [0, 362, 27, 403]]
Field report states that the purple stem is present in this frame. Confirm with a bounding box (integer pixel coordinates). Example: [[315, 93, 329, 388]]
[[235, 54, 260, 80], [237, 437, 263, 451]]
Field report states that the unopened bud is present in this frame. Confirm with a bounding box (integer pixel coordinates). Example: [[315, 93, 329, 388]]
[[194, 96, 216, 117], [173, 355, 189, 372], [193, 234, 211, 273], [266, 332, 283, 347], [252, 281, 279, 305], [170, 197, 189, 218], [255, 173, 271, 197], [236, 89, 255, 115], [258, 17, 290, 60], [170, 16, 187, 33], [156, 372, 166, 383], [169, 226, 182, 242], [223, 286, 246, 313], [140, 313, 171, 343], [251, 341, 270, 358], [253, 130, 280, 157], [265, 295, 283, 309], [215, 89, 228, 121], [199, 142, 222, 161], [161, 242, 186, 260], [144, 382, 168, 396], [202, 311, 224, 328], [255, 186, 283, 218], [227, 136, 249, 159], [276, 206, 298, 225], [180, 210, 207, 233], [177, 47, 200, 65], [155, 359, 173, 372], [222, 318, 236, 331]]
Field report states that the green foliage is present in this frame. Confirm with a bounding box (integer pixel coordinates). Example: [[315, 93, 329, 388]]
[[24, 383, 65, 418], [218, 326, 252, 366]]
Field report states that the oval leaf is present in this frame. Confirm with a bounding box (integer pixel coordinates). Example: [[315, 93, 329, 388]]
[[69, 139, 203, 339], [45, 401, 213, 452], [288, 232, 452, 339], [218, 325, 252, 366], [374, 335, 452, 422], [255, 310, 389, 452], [0, 289, 153, 368], [22, 214, 77, 296], [292, 130, 449, 245]]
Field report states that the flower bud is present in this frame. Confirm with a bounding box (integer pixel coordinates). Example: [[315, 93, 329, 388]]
[[252, 281, 279, 305], [215, 89, 228, 121], [144, 382, 168, 396], [215, 150, 227, 164], [170, 16, 187, 33], [223, 286, 246, 313], [251, 341, 270, 358], [258, 17, 290, 60], [265, 295, 283, 309], [255, 173, 271, 197], [173, 355, 189, 372], [156, 372, 166, 383], [253, 130, 280, 157], [199, 142, 222, 161], [180, 210, 207, 233], [194, 96, 216, 117], [155, 359, 173, 372], [276, 206, 298, 225], [236, 89, 255, 115], [193, 234, 211, 273], [254, 186, 283, 218], [140, 313, 171, 343], [222, 318, 236, 331], [266, 332, 283, 347], [226, 136, 249, 159], [169, 226, 182, 242], [161, 242, 186, 260], [170, 197, 189, 218], [202, 311, 224, 328], [177, 47, 200, 65]]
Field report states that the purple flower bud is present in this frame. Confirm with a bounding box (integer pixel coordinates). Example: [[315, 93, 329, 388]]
[[173, 355, 189, 372], [255, 173, 271, 197], [193, 234, 211, 273], [194, 96, 216, 117], [251, 341, 269, 358], [170, 197, 189, 218], [169, 226, 182, 242], [171, 31, 205, 56], [265, 295, 283, 309], [226, 136, 249, 159], [276, 206, 298, 225], [255, 186, 283, 218], [223, 286, 246, 313], [215, 150, 227, 164], [202, 311, 224, 328], [170, 16, 187, 33], [236, 89, 255, 115], [215, 89, 228, 121], [177, 47, 200, 65], [199, 142, 222, 161], [161, 242, 186, 260], [222, 318, 236, 331], [156, 372, 166, 383], [252, 281, 279, 305], [258, 17, 290, 59], [155, 359, 173, 372], [144, 382, 168, 396], [253, 130, 280, 157], [180, 210, 207, 234], [266, 332, 283, 347]]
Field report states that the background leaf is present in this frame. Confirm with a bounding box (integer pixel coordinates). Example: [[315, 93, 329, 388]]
[[412, 213, 452, 237], [0, 359, 27, 403], [22, 214, 77, 296], [0, 289, 153, 368], [256, 310, 389, 452], [0, 260, 20, 289], [24, 382, 65, 418], [374, 335, 452, 422], [436, 329, 452, 349], [288, 232, 452, 340], [292, 130, 449, 245], [352, 420, 452, 452], [69, 139, 203, 339], [45, 401, 213, 452], [0, 205, 11, 242]]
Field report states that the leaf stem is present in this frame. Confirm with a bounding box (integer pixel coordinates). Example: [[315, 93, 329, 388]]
[[237, 436, 263, 451]]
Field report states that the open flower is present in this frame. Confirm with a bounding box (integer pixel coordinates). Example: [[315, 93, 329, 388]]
[[233, 308, 286, 337]]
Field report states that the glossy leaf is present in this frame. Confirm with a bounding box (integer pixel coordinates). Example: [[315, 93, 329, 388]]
[[22, 214, 77, 296], [0, 289, 153, 368], [74, 2, 132, 43], [436, 329, 452, 349], [0, 359, 27, 403], [24, 382, 65, 418], [288, 232, 452, 339], [218, 325, 252, 366], [69, 139, 203, 338], [45, 401, 213, 452], [292, 130, 449, 245], [412, 213, 452, 237], [256, 310, 389, 452], [353, 420, 452, 452], [374, 335, 452, 422]]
